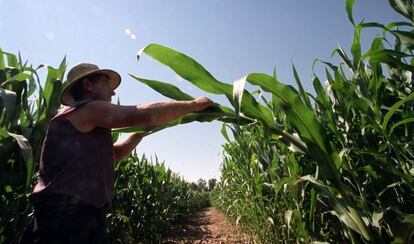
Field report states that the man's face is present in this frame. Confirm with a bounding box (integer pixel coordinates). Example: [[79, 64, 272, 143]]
[[87, 74, 116, 102]]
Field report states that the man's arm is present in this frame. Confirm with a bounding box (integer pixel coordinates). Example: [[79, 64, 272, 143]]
[[108, 97, 213, 163], [113, 132, 146, 164], [81, 97, 213, 129]]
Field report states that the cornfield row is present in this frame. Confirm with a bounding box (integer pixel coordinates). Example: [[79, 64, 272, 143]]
[[110, 153, 210, 243], [129, 0, 414, 242]]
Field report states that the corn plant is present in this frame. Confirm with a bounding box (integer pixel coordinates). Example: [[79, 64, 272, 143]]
[[108, 152, 210, 243], [128, 1, 414, 242], [0, 49, 66, 243]]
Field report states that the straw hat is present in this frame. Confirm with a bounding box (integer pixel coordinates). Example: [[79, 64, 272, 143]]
[[60, 63, 121, 106]]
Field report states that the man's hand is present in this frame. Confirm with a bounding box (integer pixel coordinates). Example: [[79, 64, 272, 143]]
[[193, 97, 214, 111]]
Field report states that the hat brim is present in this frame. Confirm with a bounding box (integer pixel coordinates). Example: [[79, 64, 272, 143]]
[[60, 69, 121, 106]]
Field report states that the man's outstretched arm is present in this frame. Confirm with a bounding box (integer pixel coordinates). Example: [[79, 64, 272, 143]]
[[76, 97, 213, 162], [81, 97, 214, 129]]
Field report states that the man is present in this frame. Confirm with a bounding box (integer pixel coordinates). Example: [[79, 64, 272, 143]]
[[26, 63, 214, 243]]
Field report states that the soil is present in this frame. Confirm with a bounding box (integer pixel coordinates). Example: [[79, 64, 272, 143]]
[[164, 207, 252, 243]]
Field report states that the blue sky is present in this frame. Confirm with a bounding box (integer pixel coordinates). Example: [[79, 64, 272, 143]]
[[0, 0, 402, 182]]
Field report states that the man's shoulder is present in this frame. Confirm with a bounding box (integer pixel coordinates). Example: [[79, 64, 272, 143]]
[[82, 100, 114, 110], [67, 100, 118, 132]]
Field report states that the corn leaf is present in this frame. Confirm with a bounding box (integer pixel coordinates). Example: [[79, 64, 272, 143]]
[[389, 0, 414, 22], [244, 73, 342, 179], [390, 117, 414, 134], [136, 43, 275, 126], [0, 129, 34, 187], [130, 75, 194, 101], [137, 43, 232, 97], [0, 48, 5, 70], [0, 88, 17, 126], [301, 175, 372, 241], [346, 0, 356, 26], [382, 91, 414, 130], [292, 63, 312, 109], [393, 30, 414, 49]]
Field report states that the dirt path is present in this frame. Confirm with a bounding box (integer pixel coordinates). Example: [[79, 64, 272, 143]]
[[165, 207, 251, 243]]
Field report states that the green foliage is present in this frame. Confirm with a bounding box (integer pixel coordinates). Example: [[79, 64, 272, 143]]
[[0, 50, 66, 243], [132, 1, 414, 242], [108, 153, 210, 243]]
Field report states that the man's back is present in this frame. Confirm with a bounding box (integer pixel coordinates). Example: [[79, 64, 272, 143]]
[[32, 100, 115, 208]]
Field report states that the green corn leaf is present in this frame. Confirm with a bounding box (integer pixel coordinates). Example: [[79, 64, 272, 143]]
[[365, 49, 414, 72], [0, 48, 5, 70], [5, 52, 18, 68], [136, 43, 275, 126], [388, 0, 414, 22], [301, 175, 372, 241], [43, 66, 62, 104], [321, 60, 339, 72], [312, 76, 330, 110], [362, 48, 413, 60], [131, 74, 241, 121], [36, 66, 63, 121], [137, 43, 232, 97], [46, 79, 62, 119], [311, 59, 319, 73], [385, 21, 413, 31], [233, 81, 275, 127], [0, 88, 17, 126], [393, 30, 414, 49], [312, 76, 338, 135], [0, 129, 34, 187], [383, 208, 414, 244], [130, 75, 194, 101], [363, 165, 380, 179], [27, 75, 37, 97], [346, 0, 356, 26], [18, 52, 23, 68], [333, 46, 354, 71], [314, 58, 339, 72], [273, 66, 278, 80], [0, 72, 33, 88], [233, 75, 307, 153], [244, 73, 343, 185], [367, 37, 385, 101], [292, 63, 312, 109], [271, 94, 286, 122], [58, 56, 67, 77], [351, 24, 362, 69], [390, 117, 414, 134], [220, 123, 231, 142], [309, 188, 316, 231], [382, 91, 414, 130], [359, 22, 387, 30], [287, 154, 300, 176]]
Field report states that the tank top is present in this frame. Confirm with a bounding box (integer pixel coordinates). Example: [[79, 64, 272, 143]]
[[31, 100, 115, 208]]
